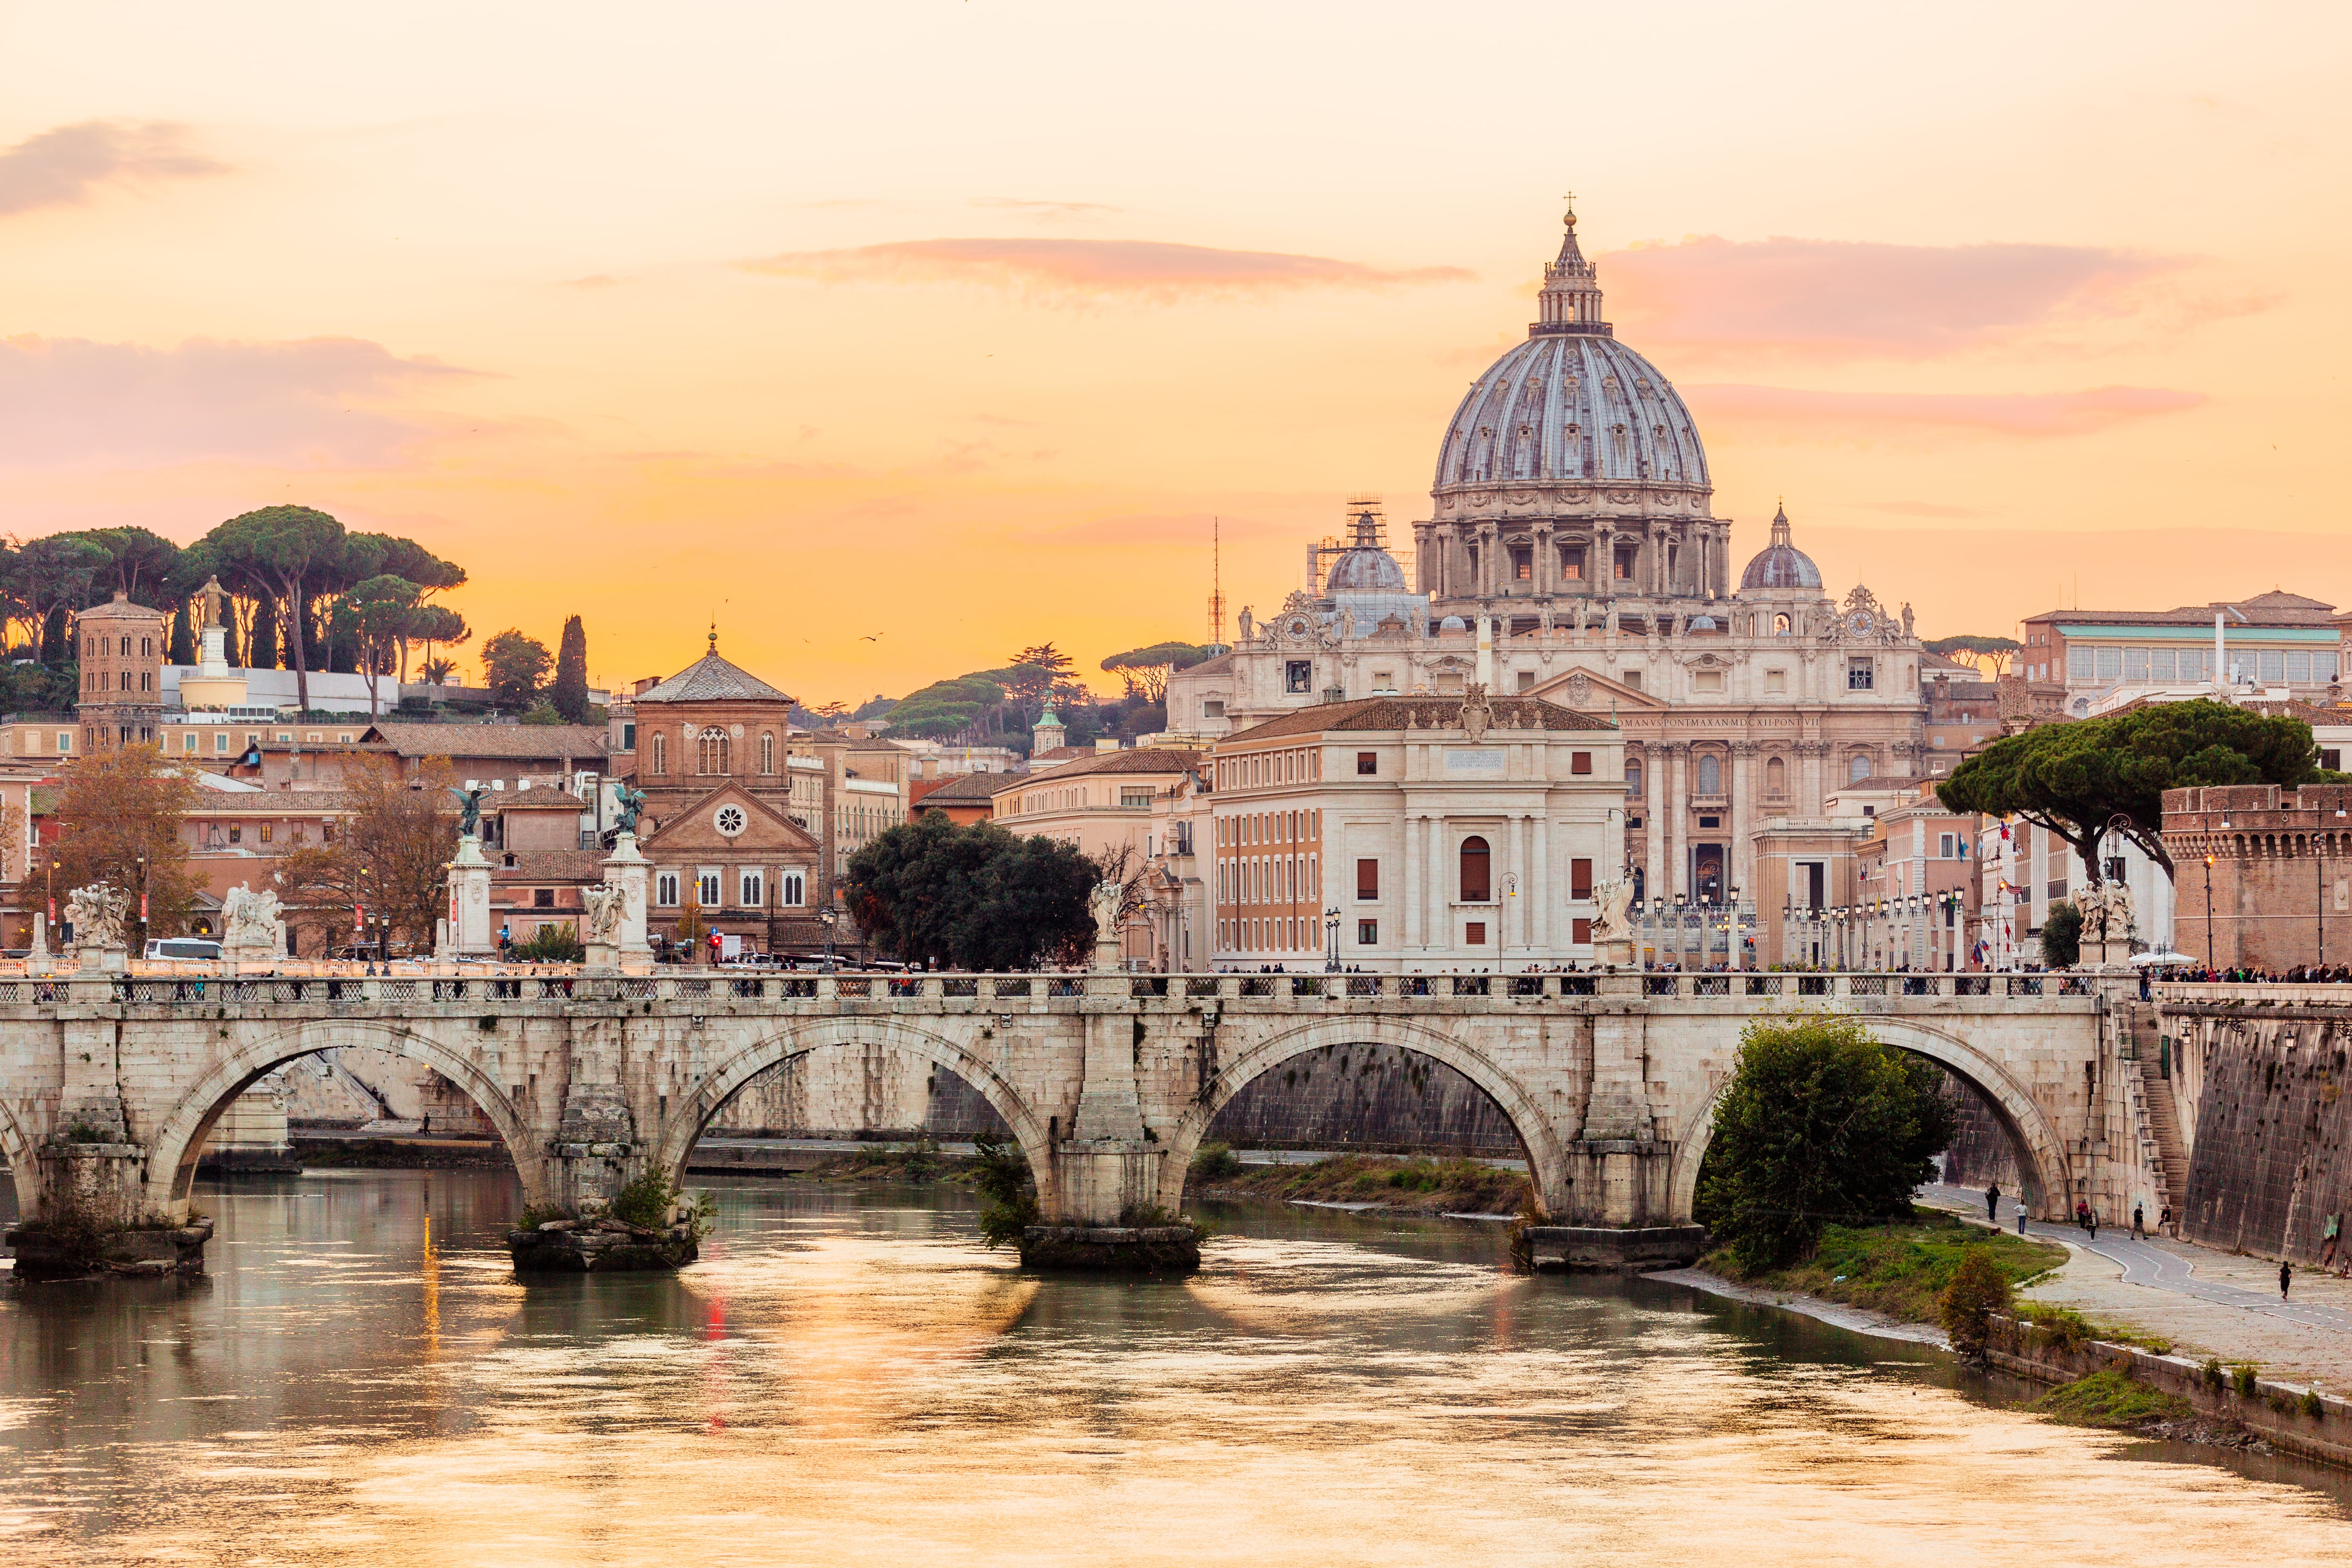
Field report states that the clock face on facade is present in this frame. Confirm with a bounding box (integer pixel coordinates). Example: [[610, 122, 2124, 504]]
[[1845, 608, 1875, 638], [714, 805, 747, 838]]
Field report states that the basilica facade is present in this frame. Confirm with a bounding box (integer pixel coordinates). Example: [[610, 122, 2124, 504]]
[[1167, 204, 1928, 965]]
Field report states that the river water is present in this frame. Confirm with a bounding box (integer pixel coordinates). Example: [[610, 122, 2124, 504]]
[[3, 1171, 2348, 1566]]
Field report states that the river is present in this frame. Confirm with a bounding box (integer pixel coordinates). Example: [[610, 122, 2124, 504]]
[[2, 1171, 2348, 1565]]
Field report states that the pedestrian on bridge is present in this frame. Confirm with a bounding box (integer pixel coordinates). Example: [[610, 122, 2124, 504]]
[[1986, 1181, 2002, 1224]]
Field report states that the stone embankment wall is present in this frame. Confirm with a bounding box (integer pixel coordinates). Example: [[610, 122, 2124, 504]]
[[2166, 1003, 2352, 1265], [1985, 1312, 2352, 1472], [1932, 1068, 2026, 1195]]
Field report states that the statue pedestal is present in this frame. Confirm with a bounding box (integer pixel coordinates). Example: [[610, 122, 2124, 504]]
[[442, 835, 496, 961], [601, 832, 654, 974], [74, 943, 127, 976], [1593, 937, 1635, 970]]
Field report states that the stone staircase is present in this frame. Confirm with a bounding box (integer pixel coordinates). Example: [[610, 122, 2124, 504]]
[[2128, 1013, 2191, 1213]]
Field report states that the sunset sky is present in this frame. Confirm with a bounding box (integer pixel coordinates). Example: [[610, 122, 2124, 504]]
[[7, 3, 2349, 704]]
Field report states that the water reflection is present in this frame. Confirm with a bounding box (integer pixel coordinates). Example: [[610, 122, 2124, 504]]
[[1, 1170, 2347, 1566]]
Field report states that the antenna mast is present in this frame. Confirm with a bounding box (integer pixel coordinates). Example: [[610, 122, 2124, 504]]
[[1208, 516, 1227, 652]]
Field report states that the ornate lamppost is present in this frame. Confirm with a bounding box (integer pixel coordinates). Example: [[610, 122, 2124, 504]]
[[1323, 905, 1340, 972], [819, 907, 838, 973]]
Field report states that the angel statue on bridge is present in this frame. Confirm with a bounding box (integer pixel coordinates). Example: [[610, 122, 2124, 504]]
[[66, 882, 131, 952], [614, 782, 647, 835], [1589, 876, 1637, 944], [448, 786, 486, 838]]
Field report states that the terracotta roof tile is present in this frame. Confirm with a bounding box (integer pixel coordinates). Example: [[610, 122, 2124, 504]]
[[913, 771, 1015, 803], [635, 651, 790, 703], [362, 723, 610, 759]]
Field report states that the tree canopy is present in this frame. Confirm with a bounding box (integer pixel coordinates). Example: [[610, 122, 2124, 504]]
[[481, 629, 553, 710], [551, 615, 592, 722], [1936, 699, 2332, 881], [51, 743, 204, 942], [844, 811, 1099, 970], [1100, 640, 1216, 701], [273, 755, 457, 956], [1924, 634, 2021, 678], [1696, 1016, 1956, 1273]]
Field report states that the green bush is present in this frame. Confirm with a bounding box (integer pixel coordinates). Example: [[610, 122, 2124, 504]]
[[1697, 1015, 1957, 1273], [2233, 1362, 2260, 1398], [607, 1167, 710, 1237], [512, 923, 586, 963], [2304, 1388, 2326, 1418], [2041, 902, 2082, 969], [1190, 1141, 1242, 1181], [971, 1132, 1039, 1248], [2036, 1369, 2192, 1428], [1939, 1246, 2013, 1362]]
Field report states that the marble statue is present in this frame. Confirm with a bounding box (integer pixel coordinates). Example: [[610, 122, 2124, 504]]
[[1589, 876, 1636, 943], [67, 882, 130, 951], [583, 882, 624, 943], [221, 883, 284, 951]]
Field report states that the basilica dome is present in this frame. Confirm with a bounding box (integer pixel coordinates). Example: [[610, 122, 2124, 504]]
[[1739, 503, 1823, 592], [1432, 211, 1709, 497]]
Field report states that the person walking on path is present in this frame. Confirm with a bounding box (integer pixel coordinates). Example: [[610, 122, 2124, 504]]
[[2282, 1260, 2294, 1300], [1986, 1181, 2002, 1224], [2015, 1199, 2028, 1235], [2133, 1202, 2145, 1239], [2160, 1203, 2175, 1239]]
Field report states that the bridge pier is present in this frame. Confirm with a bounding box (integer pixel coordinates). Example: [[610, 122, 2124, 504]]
[[1025, 985, 1202, 1271]]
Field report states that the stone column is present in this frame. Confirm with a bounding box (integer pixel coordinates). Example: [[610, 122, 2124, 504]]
[[1531, 813, 1550, 950], [1643, 744, 1665, 911], [1595, 524, 1614, 599], [1412, 522, 1436, 596], [1403, 814, 1423, 950], [1054, 982, 1157, 1223], [1665, 743, 1688, 898], [1505, 813, 1526, 952], [441, 835, 495, 960], [1532, 523, 1554, 599], [1429, 811, 1449, 952], [1474, 522, 1499, 599], [1730, 741, 1755, 910]]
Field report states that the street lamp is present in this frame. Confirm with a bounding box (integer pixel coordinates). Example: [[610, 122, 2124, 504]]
[[135, 853, 149, 954], [1728, 883, 1744, 971], [818, 907, 838, 973], [2202, 853, 2215, 968], [1323, 905, 1340, 971]]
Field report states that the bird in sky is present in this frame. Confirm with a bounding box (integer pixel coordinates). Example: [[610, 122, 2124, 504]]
[[859, 633, 883, 641]]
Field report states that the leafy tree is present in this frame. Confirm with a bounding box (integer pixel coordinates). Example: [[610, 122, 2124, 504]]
[[1696, 1016, 1957, 1274], [1939, 1246, 2014, 1365], [205, 505, 346, 712], [246, 590, 277, 669], [1099, 640, 1216, 701], [271, 756, 458, 956], [481, 628, 552, 709], [409, 604, 469, 685], [970, 1132, 1039, 1247], [14, 534, 112, 659], [521, 701, 564, 725], [419, 655, 457, 686], [326, 574, 422, 717], [81, 526, 183, 606], [167, 604, 196, 666], [513, 923, 585, 963], [885, 673, 1009, 738], [550, 615, 591, 723], [1937, 699, 2328, 883], [50, 743, 203, 943], [1001, 643, 1073, 706], [2040, 901, 2082, 969], [845, 812, 1098, 970], [1924, 634, 2021, 678]]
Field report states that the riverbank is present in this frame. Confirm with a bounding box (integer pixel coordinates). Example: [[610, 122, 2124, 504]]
[[1190, 1148, 1529, 1217], [1693, 1210, 2067, 1325]]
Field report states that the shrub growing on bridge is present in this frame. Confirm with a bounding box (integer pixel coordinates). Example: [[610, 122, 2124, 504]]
[[1697, 1016, 1955, 1274], [970, 1132, 1039, 1247]]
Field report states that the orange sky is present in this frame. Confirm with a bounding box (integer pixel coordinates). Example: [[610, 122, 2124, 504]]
[[6, 3, 2349, 704]]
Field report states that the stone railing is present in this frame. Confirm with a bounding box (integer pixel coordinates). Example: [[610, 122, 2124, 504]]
[[0, 968, 2107, 1012]]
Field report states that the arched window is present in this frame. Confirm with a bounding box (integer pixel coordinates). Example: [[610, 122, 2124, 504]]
[[1765, 756, 1787, 796], [1697, 753, 1721, 795], [759, 732, 775, 774], [699, 726, 730, 775], [1459, 836, 1491, 902], [651, 733, 667, 774], [1774, 612, 1792, 635], [119, 636, 131, 656], [1626, 757, 1644, 795], [1849, 752, 1872, 783]]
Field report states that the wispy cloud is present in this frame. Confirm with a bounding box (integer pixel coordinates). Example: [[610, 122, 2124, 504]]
[[0, 120, 227, 216], [1607, 237, 2213, 360], [741, 237, 1474, 301], [1685, 383, 2206, 440], [0, 334, 478, 470], [970, 196, 1120, 222]]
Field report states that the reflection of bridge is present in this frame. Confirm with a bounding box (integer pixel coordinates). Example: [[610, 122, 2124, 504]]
[[1, 967, 2153, 1241]]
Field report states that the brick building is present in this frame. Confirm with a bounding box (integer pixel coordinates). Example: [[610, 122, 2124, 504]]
[[2164, 782, 2352, 971], [75, 593, 166, 749]]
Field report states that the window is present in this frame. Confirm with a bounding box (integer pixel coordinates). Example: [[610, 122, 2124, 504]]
[[259, 823, 273, 844], [1571, 751, 1591, 775], [656, 873, 679, 906], [1939, 833, 1958, 858], [1285, 660, 1313, 694], [697, 871, 721, 907], [1459, 836, 1491, 902], [1573, 917, 1592, 944], [1697, 754, 1721, 795], [1512, 548, 1532, 581], [1847, 659, 1875, 691], [119, 635, 130, 656], [758, 732, 775, 774], [1621, 670, 1642, 690], [1765, 756, 1786, 796], [1351, 919, 1375, 946], [1559, 547, 1584, 581], [533, 888, 555, 909], [2068, 645, 2095, 680], [2324, 749, 2342, 772], [698, 727, 730, 774], [2097, 646, 2124, 681], [1626, 758, 1643, 794], [2261, 650, 2286, 683], [1357, 858, 1379, 899], [1120, 789, 1152, 808], [1203, 699, 1224, 719], [1693, 670, 1723, 693], [1465, 921, 1487, 946], [2124, 647, 2149, 681], [1571, 858, 1593, 899], [182, 733, 197, 753], [1849, 753, 1872, 783], [1765, 668, 1787, 693], [782, 873, 804, 906], [741, 871, 764, 906], [622, 722, 636, 752], [652, 734, 667, 774], [228, 827, 242, 844], [1357, 751, 1377, 775]]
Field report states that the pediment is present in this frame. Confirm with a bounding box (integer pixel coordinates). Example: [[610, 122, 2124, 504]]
[[640, 782, 819, 857], [1524, 665, 1669, 712]]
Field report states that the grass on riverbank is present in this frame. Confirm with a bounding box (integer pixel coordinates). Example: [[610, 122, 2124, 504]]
[[290, 1138, 515, 1171], [2034, 1369, 2194, 1428], [1701, 1210, 2066, 1325], [1188, 1147, 1531, 1217]]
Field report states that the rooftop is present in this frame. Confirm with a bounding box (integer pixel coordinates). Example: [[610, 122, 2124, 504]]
[[634, 645, 791, 704], [2029, 590, 2339, 629], [1226, 694, 1616, 741], [361, 723, 610, 759]]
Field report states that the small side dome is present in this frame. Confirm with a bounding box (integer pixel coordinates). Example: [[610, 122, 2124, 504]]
[[1438, 614, 1468, 632], [1324, 546, 1408, 594], [1688, 614, 1716, 630], [1740, 502, 1822, 591]]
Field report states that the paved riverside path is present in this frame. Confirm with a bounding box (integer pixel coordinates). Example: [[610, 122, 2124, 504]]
[[1918, 1182, 2352, 1385]]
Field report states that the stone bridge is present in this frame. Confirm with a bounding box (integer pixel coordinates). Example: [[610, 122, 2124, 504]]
[[0, 967, 2161, 1237]]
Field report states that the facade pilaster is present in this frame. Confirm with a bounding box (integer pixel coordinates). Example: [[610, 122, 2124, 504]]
[[1428, 812, 1448, 949], [1505, 812, 1526, 951], [1531, 813, 1550, 948], [1532, 523, 1554, 597], [1643, 743, 1665, 907], [1730, 741, 1756, 909], [1403, 814, 1423, 949]]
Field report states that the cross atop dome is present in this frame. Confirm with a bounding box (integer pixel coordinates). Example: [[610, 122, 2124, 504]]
[[1534, 198, 1609, 337]]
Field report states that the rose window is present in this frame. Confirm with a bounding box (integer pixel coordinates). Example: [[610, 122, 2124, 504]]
[[714, 805, 747, 837]]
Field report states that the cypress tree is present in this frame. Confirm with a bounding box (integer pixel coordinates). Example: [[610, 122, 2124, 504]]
[[40, 605, 67, 667], [168, 602, 197, 666], [551, 615, 591, 723], [249, 594, 279, 669]]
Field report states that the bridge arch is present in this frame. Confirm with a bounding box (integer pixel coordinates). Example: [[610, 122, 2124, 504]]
[[1160, 1016, 1572, 1216], [0, 1093, 34, 1214], [655, 1018, 1059, 1217], [145, 1021, 545, 1217], [1664, 1015, 2070, 1224]]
